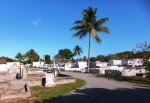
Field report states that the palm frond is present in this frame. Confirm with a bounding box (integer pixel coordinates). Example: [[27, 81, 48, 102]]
[[95, 27, 110, 34], [94, 8, 97, 15], [71, 7, 109, 43], [90, 29, 101, 42], [79, 29, 88, 39], [74, 20, 82, 25], [70, 25, 84, 31], [72, 29, 85, 38], [95, 18, 109, 26]]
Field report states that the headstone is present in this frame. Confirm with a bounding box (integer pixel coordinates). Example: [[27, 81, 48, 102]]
[[54, 69, 58, 77], [53, 61, 56, 67], [45, 73, 55, 87]]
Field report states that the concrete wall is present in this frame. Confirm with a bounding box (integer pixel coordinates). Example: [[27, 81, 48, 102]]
[[54, 77, 76, 85], [23, 78, 42, 86], [78, 61, 87, 68], [90, 66, 124, 74], [33, 62, 45, 68], [7, 62, 20, 68], [0, 64, 8, 72]]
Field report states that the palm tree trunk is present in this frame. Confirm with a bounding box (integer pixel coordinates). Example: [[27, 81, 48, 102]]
[[87, 34, 91, 72], [32, 57, 33, 67]]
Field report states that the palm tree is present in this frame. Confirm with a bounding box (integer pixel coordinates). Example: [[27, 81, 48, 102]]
[[15, 52, 24, 62], [73, 45, 83, 61], [70, 6, 109, 72], [25, 49, 39, 64]]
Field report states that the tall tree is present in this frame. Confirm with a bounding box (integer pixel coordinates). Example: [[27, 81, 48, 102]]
[[45, 54, 51, 64], [15, 52, 24, 62], [54, 54, 62, 63], [73, 45, 83, 60], [57, 49, 74, 62], [71, 6, 109, 72]]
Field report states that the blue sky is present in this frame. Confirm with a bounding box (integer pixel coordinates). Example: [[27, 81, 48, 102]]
[[0, 0, 150, 59]]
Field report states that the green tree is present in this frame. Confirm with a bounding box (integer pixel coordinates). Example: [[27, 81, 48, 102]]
[[90, 57, 97, 62], [96, 55, 106, 62], [73, 45, 83, 60], [15, 52, 24, 62], [0, 56, 15, 62], [44, 54, 51, 64], [58, 49, 74, 62], [114, 51, 134, 59], [71, 6, 109, 72], [83, 56, 87, 61], [25, 49, 39, 64], [54, 54, 62, 63]]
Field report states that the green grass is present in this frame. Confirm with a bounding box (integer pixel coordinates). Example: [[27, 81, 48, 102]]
[[95, 73, 150, 85], [32, 78, 85, 102], [1, 78, 85, 103]]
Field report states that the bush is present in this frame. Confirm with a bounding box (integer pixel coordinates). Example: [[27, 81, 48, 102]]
[[143, 60, 150, 71]]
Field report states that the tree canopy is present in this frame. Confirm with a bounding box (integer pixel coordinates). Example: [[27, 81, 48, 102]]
[[55, 49, 74, 62], [73, 45, 83, 60], [44, 54, 51, 64], [15, 52, 24, 62], [24, 49, 39, 63]]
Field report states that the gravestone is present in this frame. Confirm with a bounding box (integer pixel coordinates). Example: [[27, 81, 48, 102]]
[[45, 72, 55, 87], [10, 63, 20, 73]]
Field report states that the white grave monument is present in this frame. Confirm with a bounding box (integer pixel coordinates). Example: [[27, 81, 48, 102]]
[[45, 72, 55, 87]]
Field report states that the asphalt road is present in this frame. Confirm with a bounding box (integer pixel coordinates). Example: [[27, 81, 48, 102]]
[[46, 72, 150, 103]]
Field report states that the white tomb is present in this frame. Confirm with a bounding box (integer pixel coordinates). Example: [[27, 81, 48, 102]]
[[45, 73, 55, 87]]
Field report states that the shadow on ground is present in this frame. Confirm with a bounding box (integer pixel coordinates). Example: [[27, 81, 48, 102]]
[[35, 87, 150, 103]]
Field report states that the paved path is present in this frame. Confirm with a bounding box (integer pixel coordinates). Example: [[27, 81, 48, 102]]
[[47, 72, 150, 103]]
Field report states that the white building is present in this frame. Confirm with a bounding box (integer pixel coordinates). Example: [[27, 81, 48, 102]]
[[78, 61, 87, 68], [108, 60, 121, 66], [64, 63, 72, 70]]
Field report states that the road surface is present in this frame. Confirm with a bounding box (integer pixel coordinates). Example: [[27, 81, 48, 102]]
[[47, 72, 150, 103]]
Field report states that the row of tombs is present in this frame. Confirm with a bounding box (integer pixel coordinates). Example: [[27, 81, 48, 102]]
[[0, 63, 75, 100]]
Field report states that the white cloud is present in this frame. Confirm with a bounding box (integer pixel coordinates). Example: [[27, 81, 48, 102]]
[[32, 18, 42, 26]]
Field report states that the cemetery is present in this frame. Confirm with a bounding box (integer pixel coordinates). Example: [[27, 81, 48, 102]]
[[0, 57, 149, 100], [0, 60, 76, 100], [56, 59, 149, 77]]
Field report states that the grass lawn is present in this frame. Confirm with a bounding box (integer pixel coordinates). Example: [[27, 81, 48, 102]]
[[1, 78, 86, 103]]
